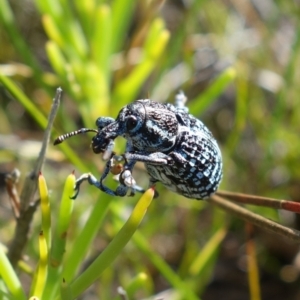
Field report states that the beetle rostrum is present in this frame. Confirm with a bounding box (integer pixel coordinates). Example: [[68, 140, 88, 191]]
[[54, 91, 222, 200]]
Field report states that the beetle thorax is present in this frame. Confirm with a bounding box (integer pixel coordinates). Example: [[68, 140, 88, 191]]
[[121, 101, 179, 152]]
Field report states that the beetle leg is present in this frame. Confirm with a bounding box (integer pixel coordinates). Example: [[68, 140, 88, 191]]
[[72, 151, 164, 198], [71, 172, 128, 199], [174, 90, 189, 113], [122, 152, 173, 166], [113, 171, 159, 198], [72, 155, 138, 198]]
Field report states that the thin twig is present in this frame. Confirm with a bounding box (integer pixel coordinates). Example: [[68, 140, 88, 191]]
[[209, 194, 300, 243], [5, 168, 21, 218], [20, 87, 62, 211], [8, 88, 62, 267], [216, 190, 300, 214]]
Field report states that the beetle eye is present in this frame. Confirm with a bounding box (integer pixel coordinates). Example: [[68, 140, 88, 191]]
[[126, 116, 138, 131]]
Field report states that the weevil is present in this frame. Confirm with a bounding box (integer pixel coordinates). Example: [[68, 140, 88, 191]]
[[54, 91, 222, 200]]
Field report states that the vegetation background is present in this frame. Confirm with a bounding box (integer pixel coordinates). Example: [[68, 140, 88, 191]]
[[0, 0, 300, 299]]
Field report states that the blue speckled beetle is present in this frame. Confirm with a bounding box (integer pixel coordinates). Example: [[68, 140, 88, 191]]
[[54, 91, 222, 200]]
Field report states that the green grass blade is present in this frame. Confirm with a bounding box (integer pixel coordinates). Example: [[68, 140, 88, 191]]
[[42, 173, 76, 299], [66, 21, 89, 61], [189, 67, 236, 114], [56, 173, 76, 237], [0, 77, 90, 171], [60, 278, 72, 300], [79, 62, 110, 124], [132, 231, 199, 300], [69, 188, 154, 299], [91, 5, 111, 82], [38, 174, 52, 250], [42, 15, 66, 51], [0, 74, 48, 129], [62, 194, 112, 281], [72, 0, 97, 40], [226, 69, 248, 151], [111, 0, 136, 53], [112, 20, 170, 107], [125, 272, 153, 298], [0, 0, 45, 85], [45, 41, 68, 82], [30, 231, 48, 298], [246, 224, 261, 300], [0, 246, 26, 300], [189, 226, 227, 276], [35, 0, 62, 20]]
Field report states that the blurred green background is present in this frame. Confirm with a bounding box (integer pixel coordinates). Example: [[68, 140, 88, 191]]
[[1, 0, 300, 299]]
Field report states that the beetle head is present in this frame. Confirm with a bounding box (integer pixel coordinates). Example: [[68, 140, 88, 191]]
[[95, 100, 179, 153]]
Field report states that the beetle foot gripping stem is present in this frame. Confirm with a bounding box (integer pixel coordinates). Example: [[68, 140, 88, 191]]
[[72, 169, 158, 199], [71, 172, 124, 198], [71, 170, 138, 198]]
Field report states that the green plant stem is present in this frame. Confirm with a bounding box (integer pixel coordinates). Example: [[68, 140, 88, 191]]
[[132, 231, 200, 300], [60, 278, 72, 300], [69, 188, 154, 299], [189, 226, 227, 276], [30, 231, 48, 298], [42, 173, 76, 299], [0, 74, 48, 129], [111, 0, 136, 53], [189, 67, 236, 114], [0, 246, 26, 300], [245, 224, 261, 300], [125, 273, 152, 298], [112, 19, 170, 109], [39, 174, 52, 251], [62, 193, 112, 281], [0, 0, 49, 91]]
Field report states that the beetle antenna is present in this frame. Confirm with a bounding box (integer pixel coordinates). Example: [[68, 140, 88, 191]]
[[54, 128, 98, 145]]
